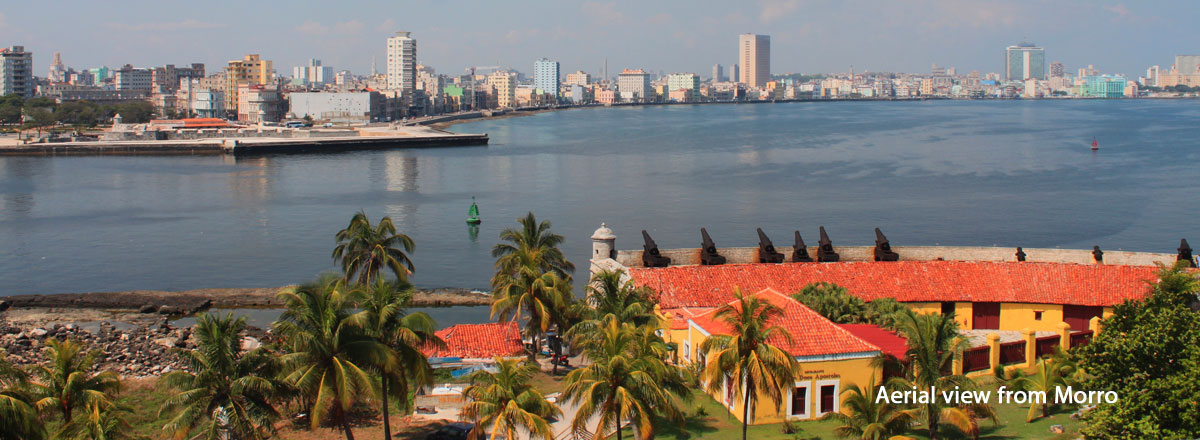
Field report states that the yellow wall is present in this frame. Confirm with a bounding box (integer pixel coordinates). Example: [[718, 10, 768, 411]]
[[997, 303, 1064, 332]]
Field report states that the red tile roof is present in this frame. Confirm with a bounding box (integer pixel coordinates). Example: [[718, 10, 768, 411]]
[[688, 288, 881, 358], [839, 324, 909, 359], [629, 261, 1158, 308], [425, 322, 524, 359]]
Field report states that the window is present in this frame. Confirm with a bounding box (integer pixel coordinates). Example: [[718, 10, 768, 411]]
[[790, 386, 808, 417], [820, 385, 836, 414], [1034, 311, 1043, 320], [683, 342, 690, 362]]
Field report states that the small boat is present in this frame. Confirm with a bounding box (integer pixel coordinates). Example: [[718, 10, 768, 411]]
[[466, 197, 481, 225], [1091, 137, 1099, 151]]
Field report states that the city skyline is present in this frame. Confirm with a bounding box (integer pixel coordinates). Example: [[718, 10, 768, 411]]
[[1, 0, 1197, 79]]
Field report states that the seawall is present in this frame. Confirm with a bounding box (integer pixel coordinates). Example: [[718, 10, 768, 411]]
[[612, 245, 1178, 268]]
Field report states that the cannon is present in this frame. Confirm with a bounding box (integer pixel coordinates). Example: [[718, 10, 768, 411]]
[[873, 228, 900, 261], [700, 228, 726, 265], [792, 231, 813, 262], [1015, 247, 1027, 262], [757, 228, 785, 263], [1092, 245, 1104, 263], [1179, 239, 1194, 267], [641, 230, 671, 267], [816, 226, 840, 262]]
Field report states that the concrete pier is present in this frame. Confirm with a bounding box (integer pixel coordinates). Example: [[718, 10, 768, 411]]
[[0, 130, 488, 156]]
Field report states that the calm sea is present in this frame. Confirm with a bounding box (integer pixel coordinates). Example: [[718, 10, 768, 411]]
[[1, 100, 1197, 297]]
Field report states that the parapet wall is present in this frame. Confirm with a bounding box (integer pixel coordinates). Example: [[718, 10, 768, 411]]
[[612, 245, 1178, 268]]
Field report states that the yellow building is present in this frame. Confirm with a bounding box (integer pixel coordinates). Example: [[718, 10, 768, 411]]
[[224, 54, 273, 112], [487, 71, 516, 109], [667, 288, 906, 424]]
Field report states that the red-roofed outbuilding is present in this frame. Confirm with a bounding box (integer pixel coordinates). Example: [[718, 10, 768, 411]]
[[425, 322, 524, 359]]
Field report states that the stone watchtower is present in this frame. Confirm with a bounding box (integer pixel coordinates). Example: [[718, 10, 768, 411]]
[[591, 223, 616, 262]]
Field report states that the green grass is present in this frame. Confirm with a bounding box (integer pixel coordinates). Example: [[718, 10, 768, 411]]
[[116, 378, 183, 439]]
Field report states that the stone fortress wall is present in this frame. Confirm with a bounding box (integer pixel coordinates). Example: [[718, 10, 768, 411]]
[[612, 245, 1177, 268]]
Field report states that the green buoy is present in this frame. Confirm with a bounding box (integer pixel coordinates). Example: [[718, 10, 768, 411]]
[[467, 197, 481, 225]]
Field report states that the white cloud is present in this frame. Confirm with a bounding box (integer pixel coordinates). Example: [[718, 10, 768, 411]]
[[759, 0, 803, 24], [581, 2, 626, 23], [376, 18, 397, 33], [107, 19, 224, 32]]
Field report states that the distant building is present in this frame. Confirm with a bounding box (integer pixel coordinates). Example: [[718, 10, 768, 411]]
[[666, 73, 701, 102], [595, 88, 616, 104], [1005, 42, 1046, 80], [931, 63, 946, 76], [738, 34, 770, 88], [1079, 75, 1127, 98], [0, 45, 33, 97], [236, 84, 284, 123], [565, 70, 591, 86], [88, 66, 111, 83], [1175, 55, 1200, 75], [287, 91, 385, 123], [225, 54, 274, 112], [150, 64, 205, 92], [487, 71, 516, 108], [191, 89, 225, 119], [40, 85, 148, 105], [1050, 61, 1065, 78], [712, 63, 724, 82], [293, 59, 333, 86], [335, 70, 352, 85], [386, 31, 417, 93], [47, 52, 67, 83], [114, 65, 154, 92], [534, 58, 560, 99], [617, 68, 650, 102], [730, 63, 739, 85]]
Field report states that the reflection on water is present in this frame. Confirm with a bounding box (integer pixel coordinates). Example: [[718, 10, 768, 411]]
[[1, 100, 1198, 296]]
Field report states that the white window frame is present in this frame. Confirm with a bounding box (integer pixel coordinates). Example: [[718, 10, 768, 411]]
[[815, 379, 841, 416], [786, 381, 813, 420], [682, 341, 691, 363]]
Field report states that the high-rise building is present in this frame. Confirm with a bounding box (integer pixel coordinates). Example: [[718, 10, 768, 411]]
[[1175, 55, 1200, 74], [1049, 61, 1065, 78], [1, 46, 34, 97], [293, 59, 333, 86], [48, 52, 66, 83], [738, 34, 770, 88], [224, 54, 274, 112], [931, 63, 946, 76], [666, 73, 701, 102], [617, 68, 650, 102], [712, 64, 724, 82], [114, 65, 154, 92], [1004, 43, 1046, 81], [386, 31, 417, 93], [533, 58, 560, 99], [730, 64, 739, 84], [565, 70, 591, 86], [487, 71, 516, 108]]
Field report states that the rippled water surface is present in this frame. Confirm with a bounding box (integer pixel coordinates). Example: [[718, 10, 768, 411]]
[[2, 100, 1197, 296]]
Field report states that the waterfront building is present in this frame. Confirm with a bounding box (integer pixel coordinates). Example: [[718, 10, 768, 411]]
[[1050, 61, 1065, 78], [712, 63, 724, 82], [533, 58, 560, 100], [486, 71, 516, 108], [1077, 64, 1098, 78], [386, 31, 417, 94], [730, 63, 739, 85], [565, 84, 591, 104], [191, 89, 225, 119], [595, 88, 616, 104], [114, 65, 154, 92], [0, 45, 33, 97], [40, 85, 148, 105], [666, 73, 701, 102], [1144, 65, 1159, 87], [288, 91, 385, 123], [617, 68, 650, 102], [1004, 42, 1046, 80], [738, 34, 770, 88], [236, 83, 284, 123], [151, 64, 205, 92], [565, 70, 590, 86], [1176, 55, 1200, 75], [225, 54, 273, 112], [1080, 75, 1128, 98]]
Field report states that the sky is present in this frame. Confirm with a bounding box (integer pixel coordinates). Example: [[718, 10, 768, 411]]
[[1, 0, 1196, 79]]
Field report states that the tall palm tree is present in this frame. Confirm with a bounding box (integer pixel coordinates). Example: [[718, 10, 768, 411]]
[[491, 257, 573, 362], [332, 211, 416, 284], [274, 276, 395, 440], [159, 312, 281, 440], [823, 383, 915, 440], [889, 312, 996, 440], [567, 269, 658, 342], [58, 402, 141, 440], [348, 278, 443, 440], [462, 357, 561, 440], [563, 316, 686, 440], [699, 288, 799, 440], [491, 212, 574, 278], [29, 338, 121, 425], [1005, 353, 1077, 422], [0, 352, 44, 440]]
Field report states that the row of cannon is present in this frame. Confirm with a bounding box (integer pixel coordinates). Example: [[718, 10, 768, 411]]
[[639, 228, 1195, 268]]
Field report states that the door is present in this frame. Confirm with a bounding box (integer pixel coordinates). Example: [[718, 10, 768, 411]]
[[972, 302, 1001, 330], [1063, 305, 1103, 331]]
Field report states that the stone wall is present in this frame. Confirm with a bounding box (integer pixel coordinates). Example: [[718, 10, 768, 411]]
[[613, 245, 1177, 268]]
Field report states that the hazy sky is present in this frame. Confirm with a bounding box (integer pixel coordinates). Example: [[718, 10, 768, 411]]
[[2, 0, 1195, 78]]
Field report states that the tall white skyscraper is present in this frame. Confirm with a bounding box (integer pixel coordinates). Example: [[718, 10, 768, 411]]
[[386, 31, 417, 93], [1005, 43, 1046, 81], [534, 58, 560, 99], [738, 34, 770, 88]]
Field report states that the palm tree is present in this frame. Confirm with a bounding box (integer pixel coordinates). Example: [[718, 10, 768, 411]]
[[889, 312, 996, 440], [274, 276, 395, 440], [492, 212, 574, 278], [563, 316, 687, 440], [823, 383, 915, 440], [1004, 352, 1077, 422], [791, 282, 865, 324], [159, 312, 281, 440], [461, 357, 561, 440], [699, 288, 799, 440], [29, 338, 121, 425], [348, 278, 443, 440], [58, 402, 141, 440], [567, 269, 658, 342], [491, 256, 573, 362], [332, 211, 416, 284], [0, 352, 44, 440]]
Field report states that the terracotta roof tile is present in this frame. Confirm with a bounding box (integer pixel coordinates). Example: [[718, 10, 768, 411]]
[[630, 261, 1157, 308], [425, 322, 524, 359], [688, 288, 881, 357], [839, 324, 909, 359]]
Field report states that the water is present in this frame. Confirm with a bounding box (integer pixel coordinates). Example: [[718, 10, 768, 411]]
[[1, 100, 1197, 298]]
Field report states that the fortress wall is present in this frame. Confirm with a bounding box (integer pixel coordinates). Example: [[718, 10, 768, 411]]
[[612, 245, 1177, 268]]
